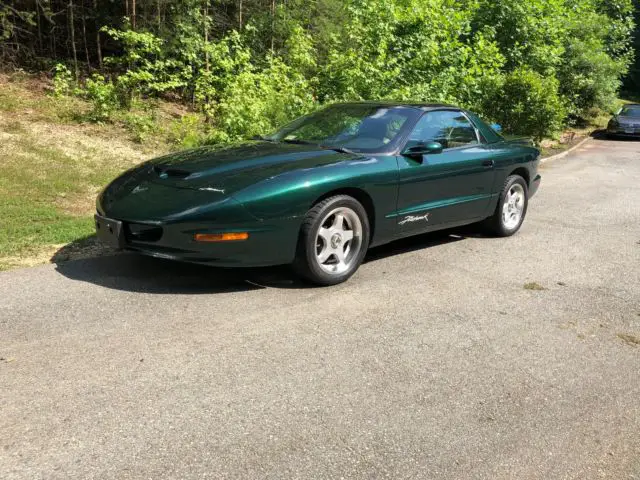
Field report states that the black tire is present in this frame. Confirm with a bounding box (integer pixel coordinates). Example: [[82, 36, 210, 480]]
[[483, 175, 529, 237], [293, 195, 370, 286]]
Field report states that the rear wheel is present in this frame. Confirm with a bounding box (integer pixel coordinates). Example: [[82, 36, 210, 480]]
[[293, 195, 370, 286], [483, 175, 528, 237]]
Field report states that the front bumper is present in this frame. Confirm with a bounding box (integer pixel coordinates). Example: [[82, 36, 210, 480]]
[[95, 215, 301, 268], [530, 174, 541, 198]]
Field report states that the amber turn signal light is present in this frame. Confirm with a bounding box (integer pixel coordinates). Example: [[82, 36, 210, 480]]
[[194, 232, 249, 242]]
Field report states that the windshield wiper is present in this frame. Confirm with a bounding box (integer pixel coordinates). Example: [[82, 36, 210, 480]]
[[281, 138, 316, 145], [320, 145, 357, 155], [280, 139, 357, 154], [251, 135, 277, 143]]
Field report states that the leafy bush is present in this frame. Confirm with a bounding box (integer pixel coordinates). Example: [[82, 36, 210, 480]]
[[211, 57, 316, 143], [122, 111, 157, 143], [558, 9, 629, 119], [102, 27, 188, 100], [51, 64, 76, 97], [168, 114, 207, 148], [483, 68, 566, 141], [29, 0, 636, 142], [83, 75, 119, 123]]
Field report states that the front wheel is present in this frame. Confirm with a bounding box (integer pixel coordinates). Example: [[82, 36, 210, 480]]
[[293, 195, 370, 286], [483, 175, 529, 237]]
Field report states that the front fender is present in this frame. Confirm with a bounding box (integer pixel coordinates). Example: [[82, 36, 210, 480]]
[[232, 155, 400, 245]]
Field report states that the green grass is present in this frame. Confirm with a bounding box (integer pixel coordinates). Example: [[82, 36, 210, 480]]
[[0, 76, 169, 270], [0, 137, 108, 269], [0, 201, 92, 267]]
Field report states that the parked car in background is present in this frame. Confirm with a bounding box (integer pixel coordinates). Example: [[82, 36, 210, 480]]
[[607, 104, 640, 138], [96, 102, 541, 285]]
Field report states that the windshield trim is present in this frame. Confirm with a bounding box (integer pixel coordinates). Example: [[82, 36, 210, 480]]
[[266, 104, 425, 155]]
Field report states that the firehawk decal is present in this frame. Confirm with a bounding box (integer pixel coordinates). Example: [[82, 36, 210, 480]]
[[399, 213, 430, 225]]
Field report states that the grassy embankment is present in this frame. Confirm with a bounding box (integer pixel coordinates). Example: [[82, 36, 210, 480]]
[[0, 73, 181, 270], [0, 73, 623, 271]]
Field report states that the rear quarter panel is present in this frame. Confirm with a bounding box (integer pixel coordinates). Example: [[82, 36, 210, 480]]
[[489, 141, 540, 202]]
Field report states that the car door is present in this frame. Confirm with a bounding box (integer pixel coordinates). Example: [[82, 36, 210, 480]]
[[396, 109, 497, 235]]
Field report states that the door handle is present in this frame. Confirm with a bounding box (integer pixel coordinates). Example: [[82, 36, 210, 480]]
[[482, 160, 495, 168]]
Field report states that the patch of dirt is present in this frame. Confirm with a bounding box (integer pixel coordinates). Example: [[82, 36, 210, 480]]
[[25, 121, 152, 165], [0, 237, 117, 271], [540, 132, 589, 158], [0, 111, 163, 217], [50, 236, 117, 264], [618, 333, 640, 347], [54, 186, 103, 217], [0, 245, 66, 271]]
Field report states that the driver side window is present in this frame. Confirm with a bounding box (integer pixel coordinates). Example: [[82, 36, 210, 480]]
[[408, 110, 479, 150]]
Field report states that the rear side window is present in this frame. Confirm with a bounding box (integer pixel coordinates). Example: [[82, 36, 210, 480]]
[[619, 106, 640, 117], [465, 111, 503, 144], [408, 110, 479, 149]]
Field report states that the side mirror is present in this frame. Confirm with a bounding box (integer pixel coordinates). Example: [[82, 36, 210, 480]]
[[402, 141, 443, 158], [491, 123, 503, 134]]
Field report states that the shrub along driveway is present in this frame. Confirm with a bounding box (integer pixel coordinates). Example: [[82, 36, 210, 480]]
[[1, 139, 639, 479]]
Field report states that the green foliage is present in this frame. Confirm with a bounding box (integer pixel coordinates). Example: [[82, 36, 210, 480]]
[[83, 75, 119, 123], [2, 0, 636, 142], [122, 111, 157, 143], [52, 64, 77, 98], [211, 56, 316, 143], [168, 114, 207, 148], [558, 9, 629, 119], [473, 0, 567, 76], [101, 27, 189, 105], [483, 68, 566, 141]]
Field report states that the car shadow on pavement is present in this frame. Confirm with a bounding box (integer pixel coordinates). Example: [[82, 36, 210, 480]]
[[591, 129, 640, 141], [53, 252, 299, 294], [365, 229, 468, 263], [52, 229, 471, 294]]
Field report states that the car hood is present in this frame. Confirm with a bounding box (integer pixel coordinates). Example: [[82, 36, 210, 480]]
[[144, 141, 358, 195]]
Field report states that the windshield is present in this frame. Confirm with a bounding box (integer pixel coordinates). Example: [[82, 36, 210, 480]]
[[619, 106, 640, 117], [267, 104, 422, 153]]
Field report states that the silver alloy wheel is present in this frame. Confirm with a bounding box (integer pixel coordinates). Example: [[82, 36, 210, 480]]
[[315, 207, 364, 275], [502, 183, 525, 230]]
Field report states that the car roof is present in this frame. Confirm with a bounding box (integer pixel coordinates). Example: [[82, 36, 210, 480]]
[[334, 101, 461, 111]]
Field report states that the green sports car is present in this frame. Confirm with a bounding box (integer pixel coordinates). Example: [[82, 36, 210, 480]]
[[96, 102, 541, 285]]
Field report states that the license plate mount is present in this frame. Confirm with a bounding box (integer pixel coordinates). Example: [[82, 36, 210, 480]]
[[95, 214, 125, 249]]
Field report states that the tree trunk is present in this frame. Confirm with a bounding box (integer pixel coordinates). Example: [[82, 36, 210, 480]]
[[132, 0, 136, 30], [94, 0, 102, 68], [238, 0, 243, 29], [68, 0, 78, 77], [36, 1, 43, 54], [81, 1, 91, 70], [203, 0, 209, 71], [271, 0, 276, 52]]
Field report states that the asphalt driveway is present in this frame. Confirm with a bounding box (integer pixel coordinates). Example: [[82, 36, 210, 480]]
[[1, 138, 639, 479]]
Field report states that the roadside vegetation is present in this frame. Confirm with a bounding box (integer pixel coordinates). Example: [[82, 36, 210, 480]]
[[0, 0, 637, 270], [1, 0, 636, 142], [0, 74, 169, 270]]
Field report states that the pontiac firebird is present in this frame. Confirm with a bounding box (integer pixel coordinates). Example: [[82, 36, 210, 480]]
[[96, 102, 541, 285]]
